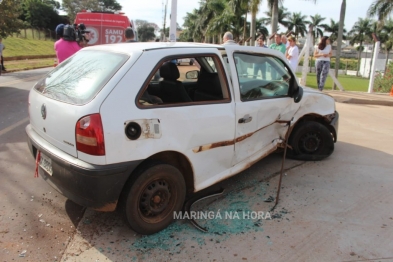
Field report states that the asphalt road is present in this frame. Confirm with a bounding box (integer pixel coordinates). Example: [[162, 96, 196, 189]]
[[1, 68, 393, 262], [0, 68, 86, 262]]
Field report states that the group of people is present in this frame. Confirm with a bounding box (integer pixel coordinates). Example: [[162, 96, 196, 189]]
[[54, 24, 137, 64], [222, 31, 332, 91]]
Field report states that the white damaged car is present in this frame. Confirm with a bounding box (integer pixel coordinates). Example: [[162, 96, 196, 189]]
[[26, 43, 338, 234]]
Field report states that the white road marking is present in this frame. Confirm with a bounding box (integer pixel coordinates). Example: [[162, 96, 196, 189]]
[[0, 117, 29, 137]]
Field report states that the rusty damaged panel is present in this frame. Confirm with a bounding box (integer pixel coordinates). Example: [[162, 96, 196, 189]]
[[192, 121, 283, 153]]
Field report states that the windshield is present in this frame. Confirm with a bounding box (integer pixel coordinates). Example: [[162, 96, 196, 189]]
[[34, 50, 129, 105]]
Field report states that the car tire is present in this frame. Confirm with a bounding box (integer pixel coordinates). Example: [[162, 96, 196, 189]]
[[287, 121, 334, 161], [189, 61, 194, 66], [121, 162, 186, 235]]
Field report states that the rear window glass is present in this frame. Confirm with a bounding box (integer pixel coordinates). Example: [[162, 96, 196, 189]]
[[34, 50, 129, 104]]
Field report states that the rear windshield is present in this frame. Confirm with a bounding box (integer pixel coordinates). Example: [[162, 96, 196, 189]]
[[34, 50, 129, 104]]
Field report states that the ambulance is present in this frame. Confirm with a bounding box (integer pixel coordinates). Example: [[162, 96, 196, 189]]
[[74, 10, 136, 45]]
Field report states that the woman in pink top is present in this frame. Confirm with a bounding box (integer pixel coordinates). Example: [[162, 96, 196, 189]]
[[54, 24, 81, 64]]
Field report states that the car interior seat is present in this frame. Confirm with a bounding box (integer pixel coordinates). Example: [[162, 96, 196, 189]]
[[159, 62, 192, 103], [194, 67, 223, 101]]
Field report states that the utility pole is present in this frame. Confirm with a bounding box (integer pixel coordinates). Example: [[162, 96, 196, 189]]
[[162, 0, 168, 41], [169, 0, 177, 42], [368, 33, 380, 93]]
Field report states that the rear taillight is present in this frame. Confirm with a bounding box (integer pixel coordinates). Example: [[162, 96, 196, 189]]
[[76, 114, 105, 156]]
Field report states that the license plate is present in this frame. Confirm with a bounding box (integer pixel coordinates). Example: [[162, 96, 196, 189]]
[[39, 153, 53, 176]]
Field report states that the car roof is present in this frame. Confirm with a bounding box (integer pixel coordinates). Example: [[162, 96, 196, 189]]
[[85, 42, 224, 54], [84, 42, 286, 61]]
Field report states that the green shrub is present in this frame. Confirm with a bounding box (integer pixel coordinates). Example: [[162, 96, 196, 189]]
[[373, 62, 393, 93]]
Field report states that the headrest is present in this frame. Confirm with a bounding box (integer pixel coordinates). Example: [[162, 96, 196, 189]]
[[56, 24, 64, 36], [197, 68, 222, 95], [160, 62, 180, 81]]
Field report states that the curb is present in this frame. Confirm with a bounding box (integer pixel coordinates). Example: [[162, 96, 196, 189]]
[[1, 66, 53, 74], [340, 98, 393, 107]]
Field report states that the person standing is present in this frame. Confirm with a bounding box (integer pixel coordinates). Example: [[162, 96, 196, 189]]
[[0, 38, 6, 71], [254, 35, 267, 79], [54, 24, 81, 64], [255, 35, 267, 47], [286, 36, 299, 71], [314, 36, 332, 91], [282, 35, 289, 48], [269, 33, 286, 54], [125, 27, 137, 43], [223, 32, 237, 45]]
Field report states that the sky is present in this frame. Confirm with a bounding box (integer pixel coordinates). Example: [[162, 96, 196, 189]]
[[117, 0, 372, 32]]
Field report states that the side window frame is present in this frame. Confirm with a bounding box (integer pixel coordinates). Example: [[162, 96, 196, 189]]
[[233, 52, 296, 102], [135, 53, 232, 109]]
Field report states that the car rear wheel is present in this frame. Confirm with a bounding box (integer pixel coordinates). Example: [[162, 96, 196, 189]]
[[287, 121, 334, 161], [122, 163, 186, 235], [189, 60, 194, 65]]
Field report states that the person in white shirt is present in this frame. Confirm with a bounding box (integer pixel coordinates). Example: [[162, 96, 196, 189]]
[[314, 36, 332, 91], [285, 36, 299, 71]]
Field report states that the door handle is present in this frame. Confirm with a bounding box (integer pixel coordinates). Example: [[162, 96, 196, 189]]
[[238, 115, 252, 124]]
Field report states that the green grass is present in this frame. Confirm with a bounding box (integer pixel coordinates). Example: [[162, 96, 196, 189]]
[[2, 37, 56, 57], [296, 73, 370, 92]]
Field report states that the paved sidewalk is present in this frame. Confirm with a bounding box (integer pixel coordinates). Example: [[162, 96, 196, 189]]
[[324, 90, 393, 106]]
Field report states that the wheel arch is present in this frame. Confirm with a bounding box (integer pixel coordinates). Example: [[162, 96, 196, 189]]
[[290, 113, 337, 142], [119, 151, 195, 202]]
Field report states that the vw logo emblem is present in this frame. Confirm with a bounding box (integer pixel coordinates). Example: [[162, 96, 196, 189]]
[[41, 104, 47, 120]]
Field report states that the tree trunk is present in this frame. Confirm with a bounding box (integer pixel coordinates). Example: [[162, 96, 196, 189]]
[[334, 0, 346, 89], [368, 43, 375, 78], [356, 42, 362, 77], [271, 0, 279, 36], [385, 48, 390, 74], [243, 13, 248, 45], [250, 11, 256, 46]]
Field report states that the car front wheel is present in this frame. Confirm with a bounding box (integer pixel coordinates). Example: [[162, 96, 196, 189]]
[[287, 121, 334, 161], [122, 163, 186, 235]]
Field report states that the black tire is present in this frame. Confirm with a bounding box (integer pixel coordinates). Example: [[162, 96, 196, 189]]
[[122, 163, 186, 235], [189, 61, 194, 66], [287, 121, 334, 161]]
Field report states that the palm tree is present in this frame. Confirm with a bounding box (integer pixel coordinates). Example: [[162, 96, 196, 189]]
[[182, 9, 201, 42], [250, 0, 263, 45], [268, 0, 285, 38], [321, 18, 347, 43], [368, 0, 393, 22], [228, 0, 249, 43], [205, 0, 229, 43], [287, 12, 309, 39], [349, 18, 374, 76], [379, 19, 393, 70], [309, 14, 326, 44], [262, 6, 290, 29], [256, 18, 269, 38]]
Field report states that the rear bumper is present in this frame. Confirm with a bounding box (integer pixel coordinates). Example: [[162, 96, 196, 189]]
[[26, 124, 142, 211]]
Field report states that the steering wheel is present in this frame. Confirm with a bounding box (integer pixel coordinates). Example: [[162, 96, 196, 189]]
[[243, 87, 263, 100], [270, 81, 287, 96]]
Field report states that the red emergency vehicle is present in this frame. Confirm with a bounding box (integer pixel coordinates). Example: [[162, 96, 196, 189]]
[[74, 11, 136, 45]]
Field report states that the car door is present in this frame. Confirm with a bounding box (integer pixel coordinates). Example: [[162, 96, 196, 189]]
[[101, 47, 236, 192], [224, 49, 301, 165]]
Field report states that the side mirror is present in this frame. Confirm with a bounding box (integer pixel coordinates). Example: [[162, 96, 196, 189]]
[[185, 70, 199, 79], [293, 86, 303, 103]]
